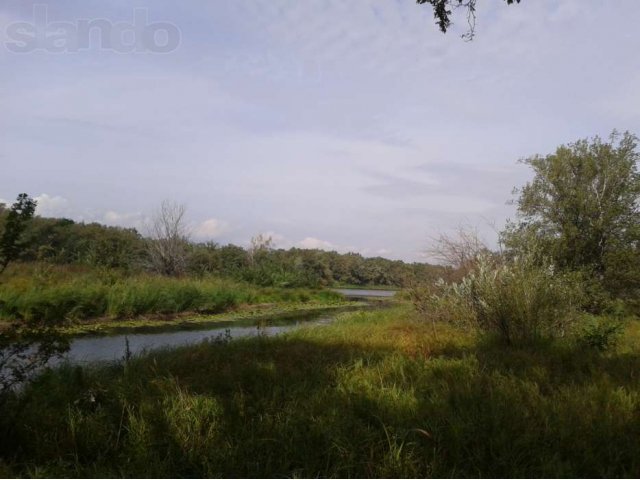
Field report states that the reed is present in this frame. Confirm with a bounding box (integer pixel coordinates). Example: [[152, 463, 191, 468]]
[[0, 264, 344, 323]]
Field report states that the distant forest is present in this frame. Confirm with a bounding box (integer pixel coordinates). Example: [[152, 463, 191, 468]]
[[2, 211, 441, 288]]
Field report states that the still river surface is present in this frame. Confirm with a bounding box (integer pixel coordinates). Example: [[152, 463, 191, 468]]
[[63, 289, 396, 364]]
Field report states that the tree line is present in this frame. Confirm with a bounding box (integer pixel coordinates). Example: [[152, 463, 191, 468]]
[[0, 202, 441, 288]]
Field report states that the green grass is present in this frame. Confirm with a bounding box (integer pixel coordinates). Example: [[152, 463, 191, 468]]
[[2, 306, 640, 477], [58, 300, 364, 336], [0, 263, 345, 327]]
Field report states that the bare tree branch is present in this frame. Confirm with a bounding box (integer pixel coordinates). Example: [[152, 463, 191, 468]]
[[426, 224, 488, 274]]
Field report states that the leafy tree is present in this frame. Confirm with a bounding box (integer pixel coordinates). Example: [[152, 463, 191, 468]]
[[417, 0, 521, 40], [73, 223, 145, 270], [16, 216, 146, 270], [217, 244, 250, 274], [0, 194, 68, 397], [19, 217, 76, 263], [504, 131, 640, 299], [0, 193, 37, 275]]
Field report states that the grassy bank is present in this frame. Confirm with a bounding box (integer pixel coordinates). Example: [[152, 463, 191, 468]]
[[0, 264, 345, 328], [2, 306, 640, 477], [333, 284, 401, 291], [57, 300, 365, 336]]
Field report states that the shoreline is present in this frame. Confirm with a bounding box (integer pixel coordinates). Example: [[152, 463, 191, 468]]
[[55, 300, 375, 337]]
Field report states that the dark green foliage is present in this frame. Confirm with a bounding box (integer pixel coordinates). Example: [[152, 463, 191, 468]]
[[579, 316, 625, 352], [239, 248, 438, 288], [15, 214, 438, 288], [504, 131, 640, 302], [0, 193, 37, 274], [19, 217, 146, 271]]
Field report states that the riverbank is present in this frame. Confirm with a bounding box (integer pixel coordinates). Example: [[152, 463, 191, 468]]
[[333, 284, 401, 291], [56, 299, 367, 336], [0, 266, 356, 332], [2, 306, 640, 477], [0, 265, 406, 336]]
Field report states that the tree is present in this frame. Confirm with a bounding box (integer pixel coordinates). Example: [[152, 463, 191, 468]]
[[426, 224, 489, 275], [416, 0, 521, 40], [247, 234, 274, 266], [0, 193, 37, 275], [0, 194, 68, 397], [504, 131, 640, 298], [0, 329, 68, 396], [147, 200, 190, 276]]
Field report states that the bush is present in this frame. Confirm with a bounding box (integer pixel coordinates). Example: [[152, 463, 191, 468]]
[[416, 255, 583, 345], [578, 316, 624, 352]]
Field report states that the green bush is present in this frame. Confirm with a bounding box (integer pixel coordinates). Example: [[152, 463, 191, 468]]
[[578, 316, 625, 352], [419, 255, 584, 344]]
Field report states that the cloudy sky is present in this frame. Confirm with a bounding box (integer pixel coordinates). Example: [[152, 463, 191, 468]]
[[1, 0, 640, 261]]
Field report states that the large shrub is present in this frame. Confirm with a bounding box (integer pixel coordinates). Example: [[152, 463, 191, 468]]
[[418, 255, 583, 344]]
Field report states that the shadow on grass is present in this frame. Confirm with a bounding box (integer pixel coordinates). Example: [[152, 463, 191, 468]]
[[2, 322, 640, 478], [433, 330, 640, 391]]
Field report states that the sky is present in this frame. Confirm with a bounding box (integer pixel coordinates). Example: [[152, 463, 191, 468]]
[[1, 0, 640, 262]]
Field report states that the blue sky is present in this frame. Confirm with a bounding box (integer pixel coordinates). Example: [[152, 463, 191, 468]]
[[2, 0, 640, 261]]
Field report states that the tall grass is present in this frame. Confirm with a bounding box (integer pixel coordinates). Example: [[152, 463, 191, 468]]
[[0, 264, 344, 323], [1, 307, 640, 477]]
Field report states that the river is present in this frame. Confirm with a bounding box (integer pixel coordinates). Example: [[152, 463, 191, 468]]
[[62, 288, 396, 364]]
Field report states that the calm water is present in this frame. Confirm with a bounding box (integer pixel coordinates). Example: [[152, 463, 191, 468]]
[[14, 290, 397, 369], [63, 313, 336, 364], [333, 288, 397, 298]]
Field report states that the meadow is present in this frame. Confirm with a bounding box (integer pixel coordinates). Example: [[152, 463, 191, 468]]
[[2, 305, 639, 478]]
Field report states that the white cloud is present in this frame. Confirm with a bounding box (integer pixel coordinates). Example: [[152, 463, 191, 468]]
[[194, 218, 231, 240], [102, 210, 146, 229], [246, 233, 346, 253], [34, 193, 71, 217], [297, 236, 335, 250], [296, 237, 392, 258], [7, 193, 147, 229]]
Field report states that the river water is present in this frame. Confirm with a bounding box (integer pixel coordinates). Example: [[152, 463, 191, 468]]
[[332, 288, 397, 298], [63, 289, 396, 364]]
